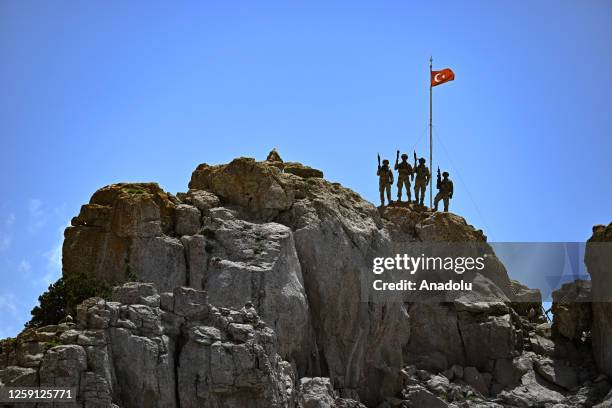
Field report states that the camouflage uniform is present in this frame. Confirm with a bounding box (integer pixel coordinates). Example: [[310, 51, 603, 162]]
[[413, 161, 430, 205], [434, 173, 454, 212], [377, 163, 394, 206], [394, 159, 413, 201]]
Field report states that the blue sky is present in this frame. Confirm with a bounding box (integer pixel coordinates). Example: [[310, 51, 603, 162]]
[[1, 1, 611, 338]]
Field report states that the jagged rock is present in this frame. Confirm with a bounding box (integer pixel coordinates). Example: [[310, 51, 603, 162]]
[[9, 154, 606, 407], [174, 204, 201, 236], [284, 162, 324, 178], [202, 208, 316, 372], [112, 282, 160, 307], [39, 345, 87, 388], [2, 283, 296, 408], [595, 390, 612, 408], [0, 366, 38, 386], [463, 366, 489, 396], [498, 370, 566, 407], [408, 303, 465, 366], [426, 374, 451, 394], [536, 322, 552, 337], [266, 148, 284, 163], [411, 351, 449, 373], [298, 377, 336, 407], [173, 286, 208, 318], [334, 399, 367, 408], [60, 155, 525, 404], [129, 236, 187, 291], [457, 312, 515, 371], [189, 158, 296, 220], [176, 189, 221, 213], [401, 385, 448, 407], [586, 223, 612, 377], [414, 212, 486, 242], [64, 183, 178, 285], [509, 279, 543, 316], [552, 280, 591, 341], [534, 358, 578, 390], [493, 357, 523, 388], [529, 334, 556, 356]]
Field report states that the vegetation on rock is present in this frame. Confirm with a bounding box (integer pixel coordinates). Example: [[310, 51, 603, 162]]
[[26, 272, 112, 328]]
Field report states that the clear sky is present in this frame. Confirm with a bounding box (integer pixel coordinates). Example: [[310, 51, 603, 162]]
[[1, 1, 611, 338]]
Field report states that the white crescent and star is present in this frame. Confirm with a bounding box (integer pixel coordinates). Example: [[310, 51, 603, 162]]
[[434, 73, 445, 83]]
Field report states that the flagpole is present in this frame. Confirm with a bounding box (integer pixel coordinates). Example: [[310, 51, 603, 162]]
[[429, 56, 433, 209]]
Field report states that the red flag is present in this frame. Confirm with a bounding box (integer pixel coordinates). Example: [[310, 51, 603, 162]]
[[431, 68, 454, 87]]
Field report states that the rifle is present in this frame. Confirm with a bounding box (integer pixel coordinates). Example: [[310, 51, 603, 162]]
[[436, 166, 442, 190], [395, 150, 400, 167], [377, 153, 381, 169], [412, 150, 417, 181]]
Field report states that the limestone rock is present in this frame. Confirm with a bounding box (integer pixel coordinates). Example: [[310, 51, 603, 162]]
[[64, 183, 178, 286], [2, 283, 296, 408], [10, 155, 607, 407], [129, 236, 187, 291], [534, 358, 578, 390], [112, 282, 160, 307], [0, 366, 38, 387], [463, 366, 489, 396], [498, 370, 566, 407], [401, 385, 448, 407], [176, 189, 221, 213], [39, 345, 87, 388], [201, 209, 316, 373], [189, 158, 296, 220], [551, 280, 591, 340], [509, 279, 543, 316], [457, 312, 515, 371], [284, 162, 324, 178], [175, 204, 201, 236], [298, 377, 336, 408], [586, 223, 612, 377]]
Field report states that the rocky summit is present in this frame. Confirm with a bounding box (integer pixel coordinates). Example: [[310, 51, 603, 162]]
[[1, 152, 611, 408]]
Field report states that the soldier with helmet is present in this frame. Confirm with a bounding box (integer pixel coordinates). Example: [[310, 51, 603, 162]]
[[394, 150, 413, 202], [377, 157, 394, 207], [434, 170, 454, 212], [413, 157, 430, 205]]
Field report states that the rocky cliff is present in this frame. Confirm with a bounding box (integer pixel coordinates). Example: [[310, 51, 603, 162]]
[[1, 153, 611, 408]]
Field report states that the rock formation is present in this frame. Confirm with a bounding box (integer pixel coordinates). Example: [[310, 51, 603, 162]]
[[586, 224, 612, 379], [1, 152, 611, 407]]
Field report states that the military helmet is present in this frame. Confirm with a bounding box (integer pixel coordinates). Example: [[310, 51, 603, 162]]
[[382, 159, 389, 164], [401, 153, 408, 159], [443, 171, 449, 177], [419, 158, 426, 163]]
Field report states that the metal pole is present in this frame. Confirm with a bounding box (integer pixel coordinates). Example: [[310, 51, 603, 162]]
[[429, 56, 433, 209]]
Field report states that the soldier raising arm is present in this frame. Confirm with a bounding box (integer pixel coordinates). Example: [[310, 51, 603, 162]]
[[413, 157, 430, 206], [434, 171, 454, 212], [394, 150, 413, 202], [377, 158, 394, 207]]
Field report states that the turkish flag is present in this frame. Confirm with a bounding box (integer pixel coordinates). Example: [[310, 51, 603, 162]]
[[431, 68, 455, 87]]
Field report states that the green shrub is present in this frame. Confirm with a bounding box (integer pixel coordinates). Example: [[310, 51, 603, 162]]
[[26, 273, 112, 329]]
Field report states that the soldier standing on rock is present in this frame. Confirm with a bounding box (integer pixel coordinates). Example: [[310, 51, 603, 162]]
[[434, 170, 454, 212], [413, 157, 430, 206], [377, 156, 394, 207], [394, 150, 413, 202]]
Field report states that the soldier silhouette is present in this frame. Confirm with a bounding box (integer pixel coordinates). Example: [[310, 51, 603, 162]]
[[377, 158, 394, 206], [394, 150, 413, 202], [434, 170, 454, 212], [413, 157, 430, 205]]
